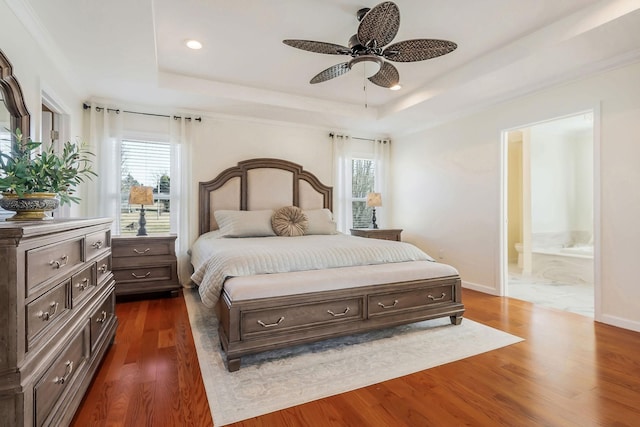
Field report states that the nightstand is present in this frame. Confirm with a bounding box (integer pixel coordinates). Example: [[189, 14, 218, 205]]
[[350, 228, 403, 241], [111, 234, 180, 297]]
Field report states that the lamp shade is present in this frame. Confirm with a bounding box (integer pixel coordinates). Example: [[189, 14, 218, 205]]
[[129, 186, 154, 206], [366, 192, 382, 208]]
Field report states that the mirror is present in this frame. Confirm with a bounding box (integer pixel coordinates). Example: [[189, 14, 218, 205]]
[[0, 48, 30, 142]]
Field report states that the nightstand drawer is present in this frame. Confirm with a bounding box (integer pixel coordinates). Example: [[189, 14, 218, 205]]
[[112, 238, 174, 258], [113, 263, 175, 284]]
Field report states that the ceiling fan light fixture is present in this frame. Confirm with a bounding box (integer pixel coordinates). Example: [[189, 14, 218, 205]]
[[185, 39, 202, 50], [348, 55, 383, 78], [389, 84, 402, 90]]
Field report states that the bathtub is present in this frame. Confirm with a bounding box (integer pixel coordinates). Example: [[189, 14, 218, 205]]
[[531, 245, 594, 285], [559, 245, 594, 257]]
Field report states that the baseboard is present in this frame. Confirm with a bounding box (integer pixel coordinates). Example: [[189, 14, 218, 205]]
[[597, 314, 640, 333], [462, 280, 500, 296]]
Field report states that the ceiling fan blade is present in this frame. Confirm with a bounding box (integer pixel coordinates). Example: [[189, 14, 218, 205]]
[[283, 39, 350, 55], [383, 39, 457, 62], [368, 62, 399, 88], [357, 1, 400, 49], [310, 63, 350, 84]]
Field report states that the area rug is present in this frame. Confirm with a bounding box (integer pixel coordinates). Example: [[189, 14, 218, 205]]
[[184, 288, 523, 426]]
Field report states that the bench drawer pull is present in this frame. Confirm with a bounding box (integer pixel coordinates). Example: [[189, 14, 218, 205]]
[[257, 317, 285, 328], [377, 300, 399, 309], [327, 307, 350, 317], [428, 293, 447, 301]]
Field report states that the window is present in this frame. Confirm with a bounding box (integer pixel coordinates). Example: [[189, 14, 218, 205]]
[[352, 158, 375, 228], [120, 139, 171, 234]]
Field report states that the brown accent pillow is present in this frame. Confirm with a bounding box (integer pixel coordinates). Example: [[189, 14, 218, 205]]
[[271, 206, 308, 237]]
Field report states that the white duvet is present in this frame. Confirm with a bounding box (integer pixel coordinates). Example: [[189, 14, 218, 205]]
[[190, 232, 435, 308]]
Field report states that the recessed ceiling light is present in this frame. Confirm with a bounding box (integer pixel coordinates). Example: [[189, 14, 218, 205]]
[[389, 84, 402, 91], [186, 40, 202, 50]]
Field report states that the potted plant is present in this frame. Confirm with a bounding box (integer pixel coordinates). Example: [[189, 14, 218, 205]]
[[0, 129, 97, 221]]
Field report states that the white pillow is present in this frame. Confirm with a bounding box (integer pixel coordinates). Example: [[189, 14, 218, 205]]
[[304, 208, 338, 235], [214, 210, 276, 237]]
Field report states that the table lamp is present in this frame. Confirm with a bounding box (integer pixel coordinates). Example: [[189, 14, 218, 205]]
[[366, 192, 382, 229], [129, 186, 154, 236]]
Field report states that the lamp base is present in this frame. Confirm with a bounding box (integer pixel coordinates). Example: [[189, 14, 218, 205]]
[[371, 207, 378, 229], [137, 206, 148, 236]]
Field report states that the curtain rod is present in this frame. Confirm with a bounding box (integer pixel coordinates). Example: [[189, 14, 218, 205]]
[[82, 103, 201, 122], [329, 133, 390, 143]]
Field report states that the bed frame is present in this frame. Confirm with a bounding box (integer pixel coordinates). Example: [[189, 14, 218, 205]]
[[198, 158, 465, 371]]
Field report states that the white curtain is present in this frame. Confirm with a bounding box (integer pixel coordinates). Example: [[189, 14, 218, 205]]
[[170, 117, 198, 286], [86, 106, 123, 232], [332, 133, 353, 233], [373, 138, 391, 228]]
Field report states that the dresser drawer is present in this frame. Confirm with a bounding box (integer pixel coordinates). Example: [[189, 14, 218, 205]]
[[241, 297, 363, 339], [90, 289, 115, 352], [71, 263, 97, 307], [27, 280, 69, 346], [26, 237, 83, 295], [368, 283, 455, 317], [113, 263, 174, 284], [95, 254, 112, 285], [34, 327, 87, 427], [86, 230, 110, 261]]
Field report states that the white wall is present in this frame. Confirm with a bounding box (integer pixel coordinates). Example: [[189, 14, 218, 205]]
[[529, 122, 593, 244], [392, 60, 640, 332], [187, 117, 334, 247], [1, 1, 88, 215]]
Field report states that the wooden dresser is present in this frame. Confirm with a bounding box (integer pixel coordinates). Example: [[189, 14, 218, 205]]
[[350, 228, 403, 241], [111, 234, 180, 297], [0, 218, 117, 427]]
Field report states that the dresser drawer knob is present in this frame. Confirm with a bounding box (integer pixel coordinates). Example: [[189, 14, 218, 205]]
[[53, 361, 73, 385], [257, 317, 285, 328], [377, 299, 399, 309], [98, 263, 108, 274], [96, 310, 108, 324], [92, 240, 104, 249], [327, 307, 350, 317], [49, 255, 69, 269], [133, 248, 151, 254], [131, 271, 152, 279], [37, 302, 59, 321], [428, 293, 447, 301], [75, 278, 89, 291]]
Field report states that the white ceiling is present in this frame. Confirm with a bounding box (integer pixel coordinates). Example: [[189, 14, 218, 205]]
[[14, 0, 640, 135]]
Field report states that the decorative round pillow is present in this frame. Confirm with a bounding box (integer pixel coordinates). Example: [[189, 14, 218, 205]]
[[271, 206, 308, 237]]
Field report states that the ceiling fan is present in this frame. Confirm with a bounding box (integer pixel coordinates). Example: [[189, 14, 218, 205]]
[[283, 1, 457, 89]]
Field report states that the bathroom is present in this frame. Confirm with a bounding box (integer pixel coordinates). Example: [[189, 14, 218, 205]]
[[506, 113, 595, 316]]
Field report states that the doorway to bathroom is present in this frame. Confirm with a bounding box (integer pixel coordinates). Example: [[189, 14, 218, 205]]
[[502, 112, 597, 317]]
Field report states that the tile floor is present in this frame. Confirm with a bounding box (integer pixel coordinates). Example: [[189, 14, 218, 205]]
[[507, 264, 594, 317]]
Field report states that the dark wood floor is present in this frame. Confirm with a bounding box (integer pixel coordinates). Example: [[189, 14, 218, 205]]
[[71, 289, 640, 426]]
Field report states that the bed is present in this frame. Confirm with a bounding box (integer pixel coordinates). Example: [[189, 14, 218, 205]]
[[191, 158, 464, 371]]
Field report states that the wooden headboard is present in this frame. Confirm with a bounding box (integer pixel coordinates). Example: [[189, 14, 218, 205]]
[[198, 158, 333, 236]]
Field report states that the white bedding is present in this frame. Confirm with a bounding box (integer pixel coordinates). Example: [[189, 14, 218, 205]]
[[190, 233, 438, 308]]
